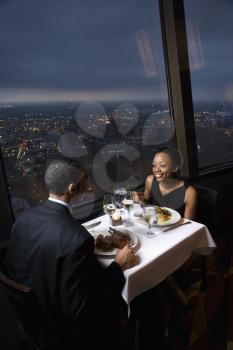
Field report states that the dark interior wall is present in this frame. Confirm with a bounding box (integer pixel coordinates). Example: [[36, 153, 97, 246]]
[[192, 168, 233, 237]]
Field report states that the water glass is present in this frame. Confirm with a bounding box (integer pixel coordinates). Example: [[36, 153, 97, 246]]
[[143, 205, 157, 238], [114, 187, 127, 209], [122, 191, 134, 225]]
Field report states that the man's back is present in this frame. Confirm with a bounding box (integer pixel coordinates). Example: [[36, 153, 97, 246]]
[[6, 201, 93, 322], [6, 199, 127, 348]]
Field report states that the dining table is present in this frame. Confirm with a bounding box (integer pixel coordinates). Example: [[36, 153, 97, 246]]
[[82, 206, 216, 310]]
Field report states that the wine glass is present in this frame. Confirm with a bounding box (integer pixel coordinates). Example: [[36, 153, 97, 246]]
[[103, 195, 116, 230], [143, 205, 157, 238], [122, 191, 134, 225], [114, 187, 127, 210]]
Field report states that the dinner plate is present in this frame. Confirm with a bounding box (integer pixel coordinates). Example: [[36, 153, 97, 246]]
[[155, 207, 181, 226], [134, 207, 181, 227], [93, 228, 138, 257]]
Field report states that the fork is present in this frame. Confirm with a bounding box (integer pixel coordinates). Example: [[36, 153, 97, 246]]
[[108, 227, 122, 235]]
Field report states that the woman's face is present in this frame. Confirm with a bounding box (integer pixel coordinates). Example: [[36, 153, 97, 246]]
[[152, 152, 177, 182]]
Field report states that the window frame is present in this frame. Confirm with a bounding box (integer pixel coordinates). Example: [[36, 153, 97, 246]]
[[0, 147, 14, 240], [159, 0, 198, 179]]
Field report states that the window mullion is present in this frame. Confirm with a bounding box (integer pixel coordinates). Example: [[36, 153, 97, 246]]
[[0, 147, 14, 240], [159, 0, 198, 178]]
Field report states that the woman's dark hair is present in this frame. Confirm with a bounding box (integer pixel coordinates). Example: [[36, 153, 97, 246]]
[[44, 159, 85, 195]]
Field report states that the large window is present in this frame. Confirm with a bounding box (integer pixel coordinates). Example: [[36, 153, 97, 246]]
[[184, 0, 233, 170], [0, 0, 174, 219]]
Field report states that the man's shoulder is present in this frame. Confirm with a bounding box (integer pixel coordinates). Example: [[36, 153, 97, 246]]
[[13, 203, 40, 222], [41, 207, 92, 251], [12, 201, 90, 240], [63, 219, 91, 245], [17, 201, 68, 221]]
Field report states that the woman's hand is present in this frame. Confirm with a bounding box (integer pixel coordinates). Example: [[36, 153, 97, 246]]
[[132, 191, 144, 203]]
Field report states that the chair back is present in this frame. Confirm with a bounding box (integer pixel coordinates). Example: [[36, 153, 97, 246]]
[[0, 269, 46, 349], [0, 241, 51, 349], [0, 241, 8, 265], [194, 185, 218, 233], [0, 243, 67, 350], [0, 286, 31, 350]]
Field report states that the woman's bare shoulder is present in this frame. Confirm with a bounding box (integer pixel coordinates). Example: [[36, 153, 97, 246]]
[[185, 185, 198, 199], [145, 174, 154, 184], [187, 185, 197, 193], [145, 175, 154, 189]]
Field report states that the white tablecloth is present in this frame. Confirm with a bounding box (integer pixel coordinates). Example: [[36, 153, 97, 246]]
[[83, 212, 216, 306]]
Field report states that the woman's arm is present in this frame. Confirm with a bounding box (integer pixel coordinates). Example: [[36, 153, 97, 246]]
[[144, 175, 154, 202], [133, 175, 154, 204], [183, 185, 197, 220]]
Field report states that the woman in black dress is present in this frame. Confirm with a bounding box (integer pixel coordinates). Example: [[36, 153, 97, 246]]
[[134, 147, 197, 219], [134, 147, 198, 306]]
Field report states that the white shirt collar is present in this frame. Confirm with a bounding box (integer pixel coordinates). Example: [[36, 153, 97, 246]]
[[48, 197, 70, 209]]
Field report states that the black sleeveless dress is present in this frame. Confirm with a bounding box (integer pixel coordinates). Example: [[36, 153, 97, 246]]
[[150, 179, 188, 217]]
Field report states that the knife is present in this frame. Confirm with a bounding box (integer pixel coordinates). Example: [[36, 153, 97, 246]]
[[162, 221, 191, 232], [83, 221, 101, 230]]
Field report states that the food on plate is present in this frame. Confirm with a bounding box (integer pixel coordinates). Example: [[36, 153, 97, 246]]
[[109, 227, 130, 249], [156, 207, 172, 224], [95, 228, 131, 252], [111, 209, 123, 226], [95, 234, 114, 251]]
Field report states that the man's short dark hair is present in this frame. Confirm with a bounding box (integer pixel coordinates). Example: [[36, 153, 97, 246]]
[[44, 160, 85, 195]]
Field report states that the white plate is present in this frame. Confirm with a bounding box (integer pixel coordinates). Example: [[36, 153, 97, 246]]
[[134, 207, 181, 227], [155, 207, 181, 226], [93, 228, 138, 257]]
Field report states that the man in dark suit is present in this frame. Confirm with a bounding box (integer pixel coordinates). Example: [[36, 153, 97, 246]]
[[5, 159, 136, 349]]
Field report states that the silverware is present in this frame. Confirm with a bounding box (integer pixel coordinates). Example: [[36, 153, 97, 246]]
[[84, 221, 101, 230], [162, 221, 192, 233], [108, 227, 120, 235]]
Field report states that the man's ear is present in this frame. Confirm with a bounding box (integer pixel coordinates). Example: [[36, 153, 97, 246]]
[[68, 183, 76, 194]]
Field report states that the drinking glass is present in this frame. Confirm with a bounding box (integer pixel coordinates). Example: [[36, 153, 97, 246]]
[[143, 205, 157, 238], [122, 191, 134, 225], [114, 187, 127, 209], [103, 195, 116, 229]]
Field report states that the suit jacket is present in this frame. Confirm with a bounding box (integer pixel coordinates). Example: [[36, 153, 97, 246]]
[[5, 200, 125, 346]]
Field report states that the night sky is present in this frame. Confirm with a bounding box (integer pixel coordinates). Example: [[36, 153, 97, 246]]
[[0, 0, 232, 105]]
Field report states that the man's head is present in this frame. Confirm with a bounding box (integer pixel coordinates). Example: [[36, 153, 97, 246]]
[[44, 159, 85, 198]]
